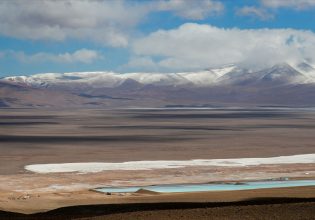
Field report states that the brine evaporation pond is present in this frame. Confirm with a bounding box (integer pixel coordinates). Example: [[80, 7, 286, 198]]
[[95, 180, 315, 193]]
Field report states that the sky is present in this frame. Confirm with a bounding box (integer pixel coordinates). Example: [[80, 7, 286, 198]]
[[0, 0, 315, 77]]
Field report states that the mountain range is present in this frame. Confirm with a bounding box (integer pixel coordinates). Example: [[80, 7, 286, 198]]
[[1, 62, 315, 108]]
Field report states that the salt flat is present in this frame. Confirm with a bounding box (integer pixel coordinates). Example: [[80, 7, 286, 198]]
[[25, 154, 315, 173]]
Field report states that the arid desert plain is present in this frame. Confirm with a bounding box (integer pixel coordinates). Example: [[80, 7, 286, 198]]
[[0, 107, 314, 219]]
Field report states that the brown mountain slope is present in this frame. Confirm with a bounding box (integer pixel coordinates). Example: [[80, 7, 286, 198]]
[[0, 81, 94, 108]]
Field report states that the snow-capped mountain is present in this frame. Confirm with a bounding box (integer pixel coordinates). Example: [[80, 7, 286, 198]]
[[1, 64, 243, 88], [2, 62, 315, 108], [217, 63, 308, 86], [4, 63, 314, 89], [294, 62, 315, 83]]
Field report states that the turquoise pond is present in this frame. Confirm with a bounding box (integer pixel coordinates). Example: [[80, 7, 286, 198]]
[[95, 180, 315, 193]]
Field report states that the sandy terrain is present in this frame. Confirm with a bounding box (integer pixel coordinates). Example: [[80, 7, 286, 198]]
[[0, 108, 314, 218], [1, 185, 315, 214], [1, 108, 315, 174]]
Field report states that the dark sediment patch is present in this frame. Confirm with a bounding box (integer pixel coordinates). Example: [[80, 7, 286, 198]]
[[83, 125, 238, 131], [0, 135, 197, 143], [125, 108, 289, 112], [0, 122, 59, 126], [132, 112, 295, 119], [0, 99, 9, 107], [83, 124, 315, 131], [0, 116, 57, 120], [242, 124, 315, 129], [79, 93, 132, 100]]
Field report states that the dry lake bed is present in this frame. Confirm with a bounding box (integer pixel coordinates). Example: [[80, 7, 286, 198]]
[[0, 107, 314, 219]]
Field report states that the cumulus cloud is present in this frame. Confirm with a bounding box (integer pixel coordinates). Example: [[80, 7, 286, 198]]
[[237, 1, 315, 21], [261, 0, 315, 9], [236, 6, 273, 20], [126, 56, 159, 71], [7, 49, 102, 64], [0, 0, 149, 47], [132, 23, 315, 71], [156, 0, 224, 20], [0, 0, 225, 47]]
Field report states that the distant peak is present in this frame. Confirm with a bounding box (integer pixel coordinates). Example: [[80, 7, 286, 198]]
[[222, 63, 237, 68], [268, 63, 300, 74], [271, 62, 292, 69], [296, 62, 315, 72]]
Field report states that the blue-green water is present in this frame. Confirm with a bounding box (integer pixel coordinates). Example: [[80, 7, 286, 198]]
[[95, 180, 315, 193]]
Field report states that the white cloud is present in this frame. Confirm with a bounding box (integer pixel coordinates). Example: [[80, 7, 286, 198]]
[[236, 6, 274, 20], [261, 0, 315, 9], [126, 56, 158, 71], [132, 23, 315, 71], [0, 0, 225, 47], [10, 49, 102, 64], [156, 0, 224, 20], [0, 0, 149, 47]]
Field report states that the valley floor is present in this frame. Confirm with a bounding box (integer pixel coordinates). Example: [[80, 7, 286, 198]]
[[0, 108, 314, 218]]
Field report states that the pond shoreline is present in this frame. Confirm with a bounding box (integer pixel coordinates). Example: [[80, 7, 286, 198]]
[[94, 179, 315, 193]]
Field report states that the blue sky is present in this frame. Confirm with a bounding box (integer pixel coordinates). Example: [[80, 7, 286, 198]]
[[0, 0, 315, 77]]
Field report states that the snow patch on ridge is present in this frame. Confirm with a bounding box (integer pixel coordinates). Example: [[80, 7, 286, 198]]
[[25, 154, 315, 174], [211, 64, 237, 77], [3, 63, 315, 88]]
